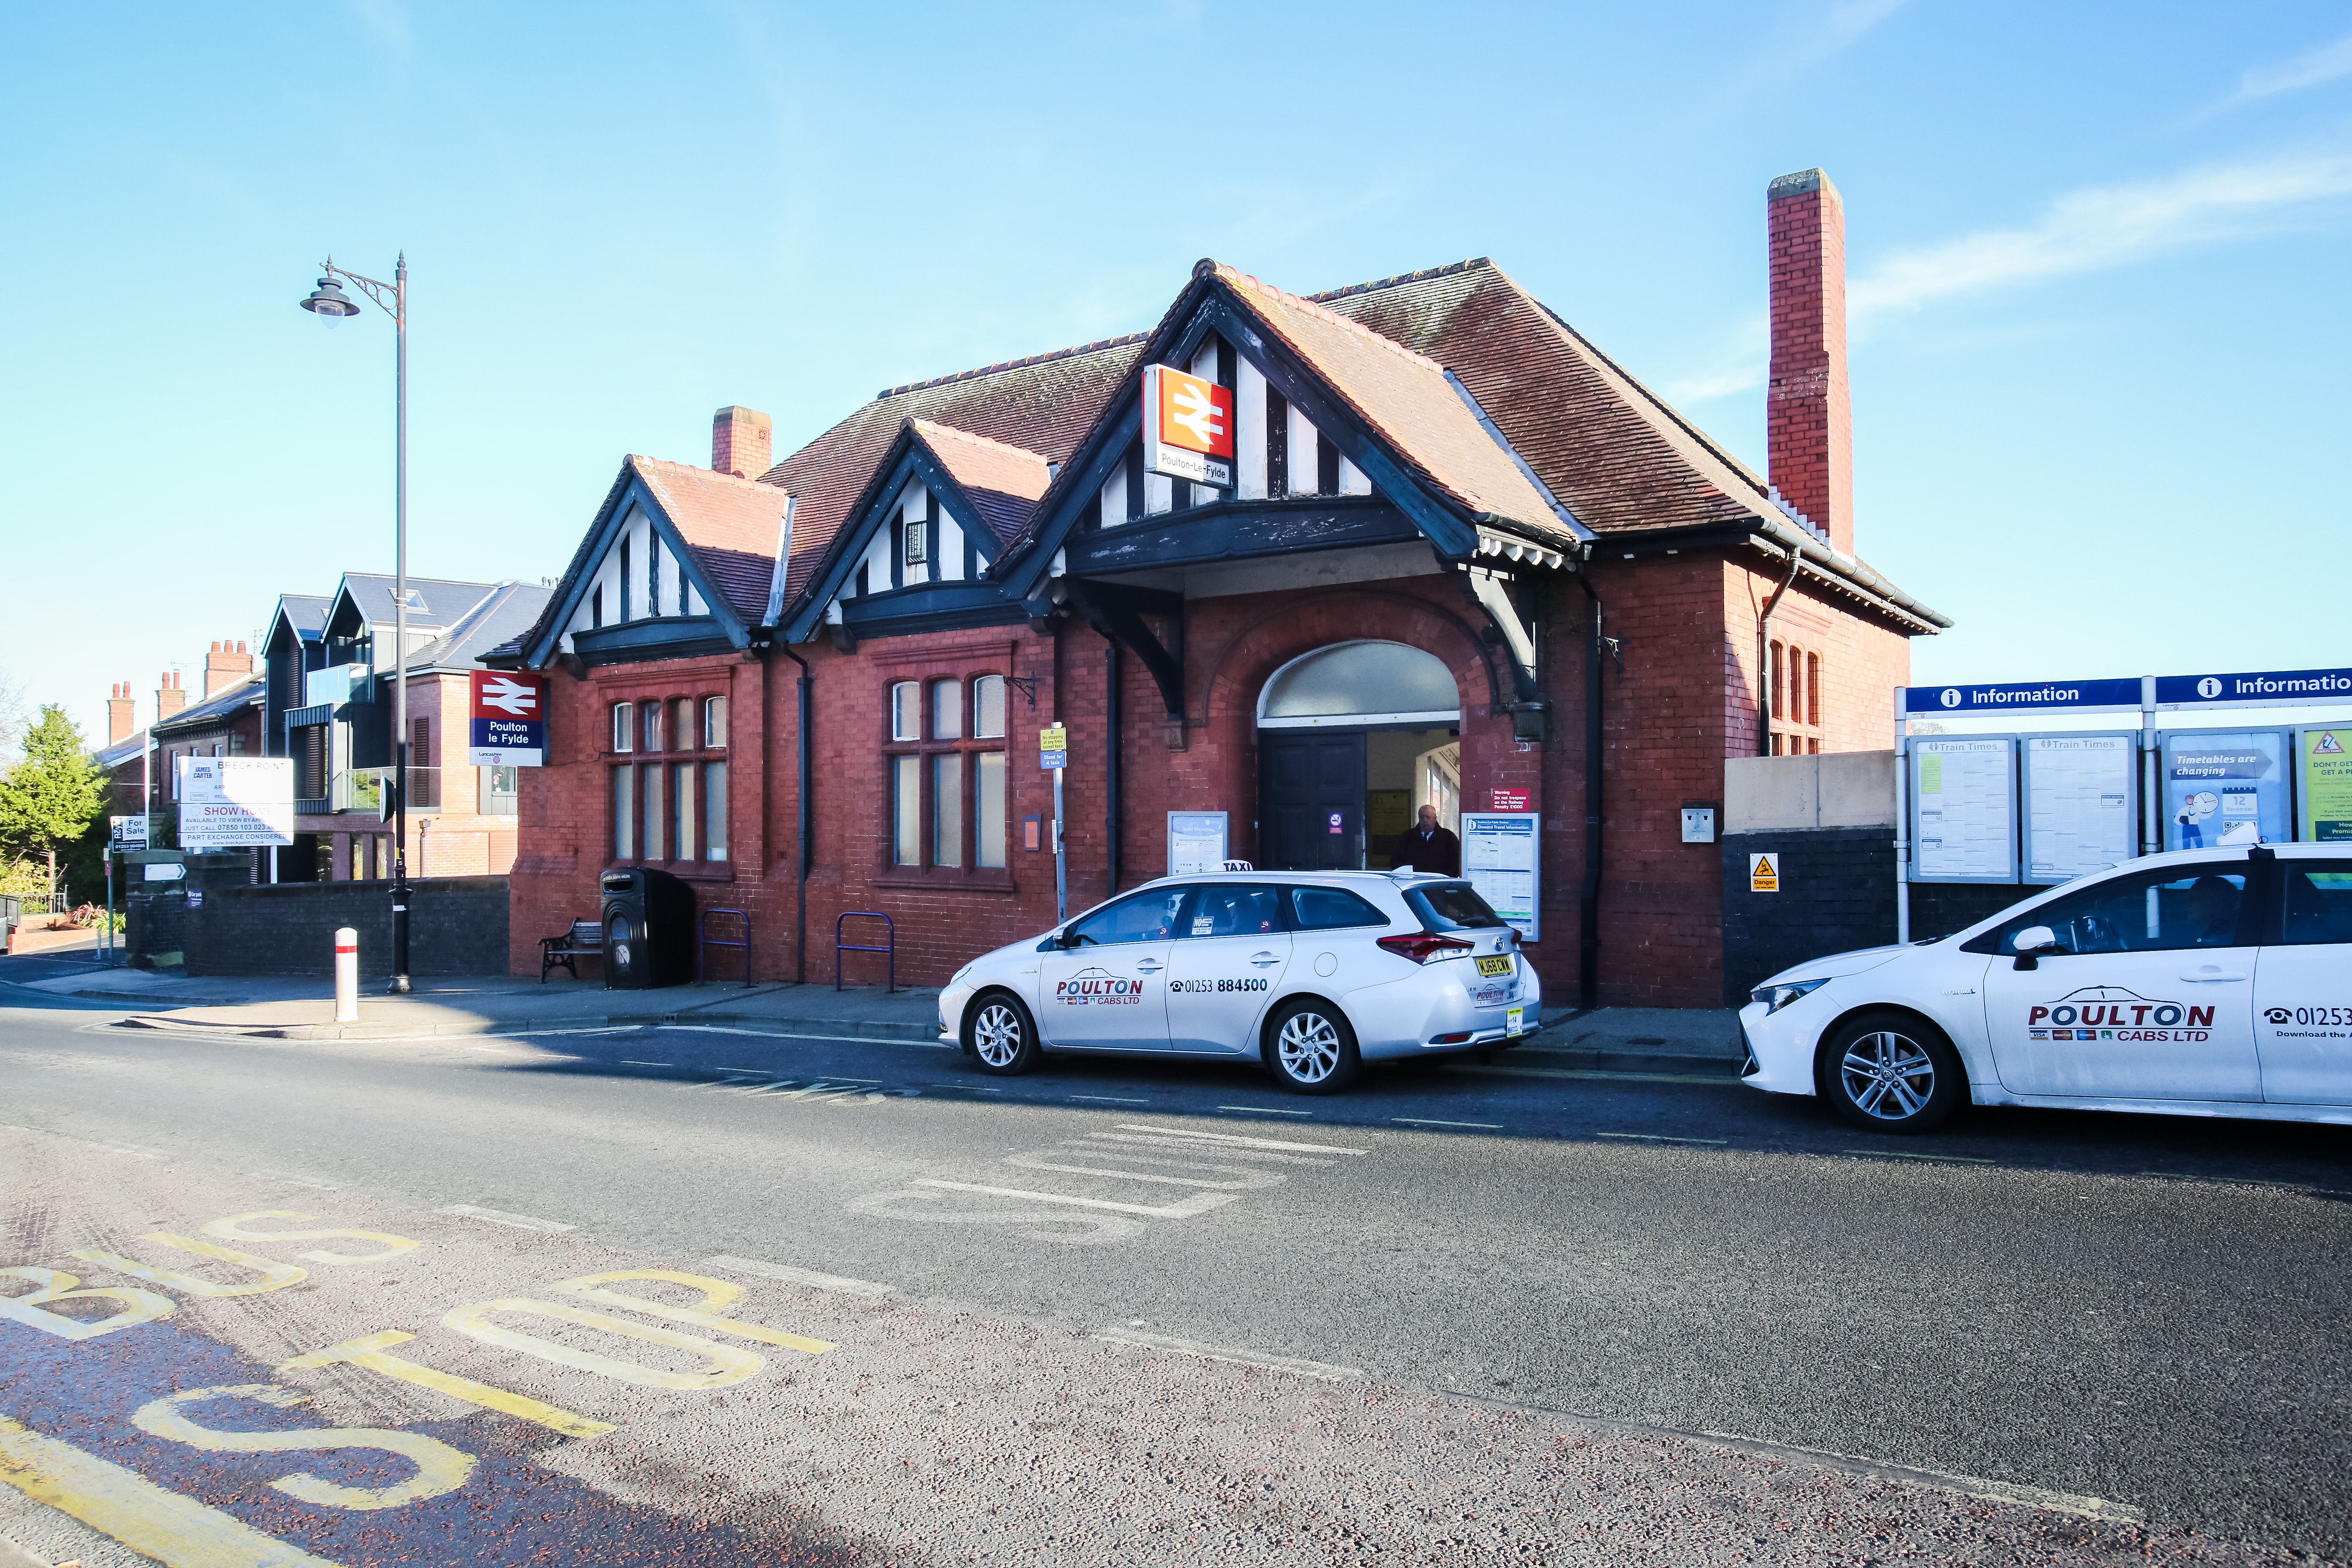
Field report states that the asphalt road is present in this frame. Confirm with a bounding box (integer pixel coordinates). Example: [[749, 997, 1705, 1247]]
[[2, 978, 2346, 1566]]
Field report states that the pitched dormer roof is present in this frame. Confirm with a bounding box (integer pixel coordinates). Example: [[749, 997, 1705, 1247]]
[[627, 456, 791, 623], [909, 420, 1052, 544]]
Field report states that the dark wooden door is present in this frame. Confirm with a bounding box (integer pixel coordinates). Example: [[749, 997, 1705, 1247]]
[[1259, 731, 1366, 871]]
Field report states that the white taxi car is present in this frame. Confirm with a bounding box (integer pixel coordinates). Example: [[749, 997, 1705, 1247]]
[[936, 870, 1540, 1093], [1740, 844, 2352, 1132]]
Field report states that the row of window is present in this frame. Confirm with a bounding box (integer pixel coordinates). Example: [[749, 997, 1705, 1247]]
[[891, 675, 1006, 742], [612, 696, 727, 754], [613, 761, 729, 862], [1767, 639, 1824, 756], [888, 674, 1010, 873], [1068, 882, 1387, 946]]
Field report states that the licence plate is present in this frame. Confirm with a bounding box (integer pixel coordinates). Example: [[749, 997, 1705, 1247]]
[[1507, 1006, 1527, 1037], [1474, 955, 1513, 977]]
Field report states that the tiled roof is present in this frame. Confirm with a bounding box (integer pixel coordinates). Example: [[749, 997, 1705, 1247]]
[[334, 575, 508, 629], [407, 581, 555, 671], [912, 421, 1051, 545], [151, 673, 262, 738], [271, 594, 332, 643], [765, 338, 1145, 606], [630, 456, 791, 623], [1212, 263, 1571, 543]]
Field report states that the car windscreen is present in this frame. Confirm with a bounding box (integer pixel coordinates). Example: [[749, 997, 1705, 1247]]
[[1404, 882, 1506, 931]]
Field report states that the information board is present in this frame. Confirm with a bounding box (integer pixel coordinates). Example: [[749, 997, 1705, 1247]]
[[2299, 727, 2352, 843], [1909, 737, 2016, 882], [1460, 813, 1540, 941], [2160, 729, 2287, 850], [1166, 811, 1228, 877], [175, 757, 294, 849], [2021, 734, 2135, 883]]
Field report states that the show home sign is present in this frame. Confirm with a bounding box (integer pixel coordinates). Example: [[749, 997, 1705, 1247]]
[[469, 670, 549, 766], [174, 757, 294, 849], [1141, 363, 1233, 489]]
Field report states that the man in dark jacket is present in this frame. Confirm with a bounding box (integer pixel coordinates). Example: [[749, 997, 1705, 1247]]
[[1392, 804, 1461, 877]]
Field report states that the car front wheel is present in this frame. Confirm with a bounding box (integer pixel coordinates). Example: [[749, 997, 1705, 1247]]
[[1265, 999, 1360, 1094], [1818, 1009, 1964, 1133], [965, 991, 1040, 1076]]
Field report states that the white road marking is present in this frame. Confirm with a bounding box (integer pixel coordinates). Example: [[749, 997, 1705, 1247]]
[[1452, 1062, 1735, 1085], [1117, 1124, 1367, 1156], [1845, 1149, 1995, 1163], [1070, 1095, 1149, 1104], [1217, 1105, 1313, 1117], [437, 1204, 576, 1233], [1597, 1132, 1728, 1145], [1082, 1134, 1336, 1167], [1392, 1117, 1501, 1129], [1091, 1328, 1363, 1381], [705, 1255, 894, 1296], [619, 1059, 675, 1066], [249, 1169, 341, 1189], [1002, 1153, 1284, 1190], [915, 1180, 1237, 1219]]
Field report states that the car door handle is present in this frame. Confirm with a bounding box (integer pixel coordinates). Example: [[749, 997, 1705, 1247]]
[[1135, 961, 1164, 973], [2180, 971, 2247, 982], [1250, 952, 1280, 965]]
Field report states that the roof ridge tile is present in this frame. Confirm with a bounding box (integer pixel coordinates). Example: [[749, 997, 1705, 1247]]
[[1212, 263, 1446, 375], [879, 334, 1151, 399], [911, 419, 1049, 463]]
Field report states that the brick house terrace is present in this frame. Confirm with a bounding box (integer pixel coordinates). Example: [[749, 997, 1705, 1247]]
[[492, 168, 1947, 1008]]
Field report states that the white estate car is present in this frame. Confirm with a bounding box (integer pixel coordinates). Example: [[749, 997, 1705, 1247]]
[[1741, 844, 2352, 1132], [936, 871, 1540, 1093]]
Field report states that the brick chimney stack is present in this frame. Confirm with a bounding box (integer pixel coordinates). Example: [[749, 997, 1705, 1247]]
[[1766, 167, 1853, 555], [204, 638, 254, 698], [106, 682, 136, 746], [712, 405, 773, 479], [155, 670, 186, 724]]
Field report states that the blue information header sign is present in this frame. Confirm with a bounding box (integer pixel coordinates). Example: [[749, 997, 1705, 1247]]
[[1904, 678, 2143, 717], [2154, 667, 2352, 711]]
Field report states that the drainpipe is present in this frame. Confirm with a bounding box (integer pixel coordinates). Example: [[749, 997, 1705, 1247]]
[[1104, 640, 1120, 895], [1575, 574, 1607, 1011], [779, 642, 812, 985], [1756, 546, 1803, 756]]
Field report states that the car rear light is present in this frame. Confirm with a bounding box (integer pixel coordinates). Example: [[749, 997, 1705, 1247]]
[[1430, 1031, 1472, 1044], [1376, 933, 1474, 965]]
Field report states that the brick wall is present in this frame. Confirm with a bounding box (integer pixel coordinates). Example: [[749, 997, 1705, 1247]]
[[406, 670, 520, 877], [1766, 169, 1853, 554], [187, 877, 509, 979]]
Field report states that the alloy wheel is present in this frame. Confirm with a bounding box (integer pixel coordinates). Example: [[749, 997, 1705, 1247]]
[[973, 1003, 1024, 1068], [1840, 1029, 1935, 1121], [1277, 1011, 1342, 1084]]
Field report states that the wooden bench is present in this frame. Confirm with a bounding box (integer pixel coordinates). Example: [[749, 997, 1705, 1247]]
[[540, 919, 603, 982]]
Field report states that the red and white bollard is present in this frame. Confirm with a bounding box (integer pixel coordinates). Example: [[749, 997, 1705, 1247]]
[[334, 926, 359, 1023]]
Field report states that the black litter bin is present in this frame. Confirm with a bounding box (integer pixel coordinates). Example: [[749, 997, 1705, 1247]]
[[601, 867, 695, 988]]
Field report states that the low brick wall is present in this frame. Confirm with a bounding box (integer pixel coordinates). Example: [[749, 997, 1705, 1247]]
[[187, 877, 509, 979], [1719, 829, 2050, 1005]]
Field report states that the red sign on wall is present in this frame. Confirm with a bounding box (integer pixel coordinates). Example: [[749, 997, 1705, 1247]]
[[1488, 788, 1531, 812], [469, 670, 549, 766]]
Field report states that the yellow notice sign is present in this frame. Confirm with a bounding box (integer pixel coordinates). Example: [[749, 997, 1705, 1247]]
[[1039, 726, 1067, 752], [1749, 853, 1780, 893]]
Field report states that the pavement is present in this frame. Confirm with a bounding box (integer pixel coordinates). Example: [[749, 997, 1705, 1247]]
[[3, 995, 2346, 1566], [0, 958, 1748, 1074]]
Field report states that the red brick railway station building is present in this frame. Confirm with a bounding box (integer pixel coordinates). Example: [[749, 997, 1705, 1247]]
[[492, 169, 1945, 1009]]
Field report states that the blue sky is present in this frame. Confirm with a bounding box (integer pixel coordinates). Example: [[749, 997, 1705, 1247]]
[[4, 0, 2348, 748]]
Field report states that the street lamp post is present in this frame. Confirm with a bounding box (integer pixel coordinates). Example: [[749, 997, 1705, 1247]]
[[301, 256, 413, 993]]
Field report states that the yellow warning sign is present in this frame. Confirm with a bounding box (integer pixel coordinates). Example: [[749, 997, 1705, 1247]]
[[1748, 853, 1780, 893]]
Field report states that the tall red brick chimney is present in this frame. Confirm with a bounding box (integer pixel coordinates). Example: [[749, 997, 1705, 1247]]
[[204, 639, 254, 698], [155, 670, 186, 724], [712, 405, 773, 479], [106, 682, 135, 746], [1766, 167, 1853, 555]]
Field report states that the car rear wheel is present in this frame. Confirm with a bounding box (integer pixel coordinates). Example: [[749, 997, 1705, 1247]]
[[965, 991, 1039, 1076], [1818, 1009, 1963, 1133], [1265, 999, 1359, 1094]]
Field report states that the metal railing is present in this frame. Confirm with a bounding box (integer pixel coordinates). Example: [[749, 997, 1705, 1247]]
[[699, 908, 752, 986], [834, 911, 895, 992]]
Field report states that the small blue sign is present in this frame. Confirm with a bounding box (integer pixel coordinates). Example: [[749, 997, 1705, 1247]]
[[1903, 678, 2143, 716], [2154, 666, 2352, 710]]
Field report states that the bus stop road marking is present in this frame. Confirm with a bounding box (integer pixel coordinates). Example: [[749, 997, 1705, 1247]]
[[0, 1412, 339, 1568]]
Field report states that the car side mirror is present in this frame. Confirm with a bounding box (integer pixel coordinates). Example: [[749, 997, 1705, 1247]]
[[2011, 925, 2060, 971]]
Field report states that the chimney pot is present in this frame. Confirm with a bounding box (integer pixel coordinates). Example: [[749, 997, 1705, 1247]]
[[203, 634, 255, 698], [1766, 167, 1853, 555], [713, 405, 773, 480]]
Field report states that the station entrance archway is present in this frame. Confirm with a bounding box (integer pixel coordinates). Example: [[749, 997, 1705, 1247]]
[[1254, 641, 1461, 871]]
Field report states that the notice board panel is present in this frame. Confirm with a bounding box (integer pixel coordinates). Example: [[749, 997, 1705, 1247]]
[[2160, 728, 2288, 850], [2301, 726, 2352, 843], [1461, 813, 1539, 941], [1166, 811, 1228, 877], [2022, 734, 2137, 883], [1909, 737, 2016, 883]]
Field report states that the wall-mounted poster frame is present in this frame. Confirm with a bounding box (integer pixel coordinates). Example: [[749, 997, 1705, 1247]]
[[2158, 726, 2290, 851], [2299, 725, 2352, 843], [1460, 813, 1540, 940], [2020, 733, 2138, 884], [1906, 735, 2018, 883], [1166, 811, 1229, 877]]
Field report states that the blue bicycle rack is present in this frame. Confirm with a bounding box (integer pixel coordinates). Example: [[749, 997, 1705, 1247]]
[[834, 910, 894, 992], [699, 908, 752, 987]]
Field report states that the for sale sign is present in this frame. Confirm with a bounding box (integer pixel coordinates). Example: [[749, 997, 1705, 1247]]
[[1141, 363, 1233, 489], [469, 670, 548, 766]]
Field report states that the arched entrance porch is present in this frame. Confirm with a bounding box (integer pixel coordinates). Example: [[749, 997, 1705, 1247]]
[[1254, 639, 1461, 871]]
